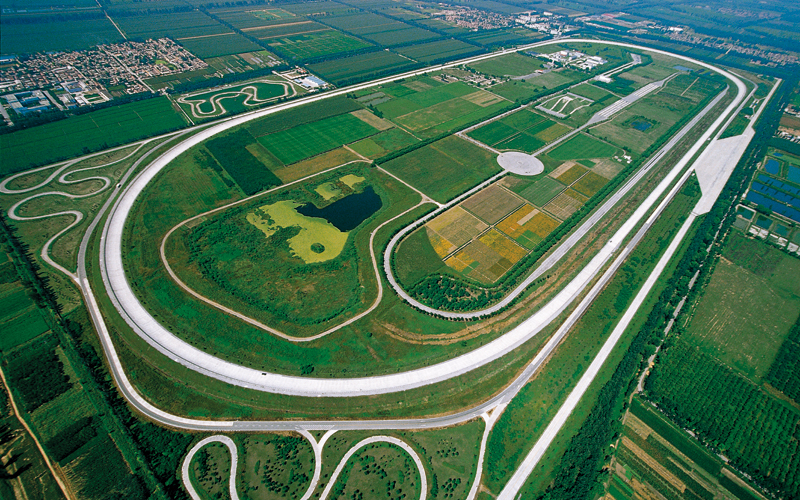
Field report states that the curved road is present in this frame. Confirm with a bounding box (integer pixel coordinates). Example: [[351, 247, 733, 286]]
[[0, 40, 744, 420], [97, 39, 745, 397]]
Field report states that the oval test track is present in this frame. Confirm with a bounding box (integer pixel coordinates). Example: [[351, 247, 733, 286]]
[[98, 39, 746, 397]]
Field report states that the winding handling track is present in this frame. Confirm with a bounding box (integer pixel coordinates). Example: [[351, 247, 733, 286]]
[[97, 40, 746, 397], [2, 37, 764, 499]]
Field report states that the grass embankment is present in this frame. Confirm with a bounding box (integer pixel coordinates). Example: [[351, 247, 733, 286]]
[[0, 97, 187, 175], [481, 177, 702, 495]]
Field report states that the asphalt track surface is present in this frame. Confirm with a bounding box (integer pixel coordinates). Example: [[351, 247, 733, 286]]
[[95, 40, 745, 398], [3, 38, 746, 418], [3, 37, 758, 498]]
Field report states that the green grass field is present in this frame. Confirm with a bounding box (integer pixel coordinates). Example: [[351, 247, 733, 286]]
[[267, 30, 372, 60], [0, 97, 186, 174], [382, 136, 501, 203], [178, 32, 261, 58], [258, 113, 379, 165], [684, 232, 800, 380], [469, 52, 545, 77], [518, 177, 565, 206], [548, 133, 618, 161], [569, 83, 614, 101]]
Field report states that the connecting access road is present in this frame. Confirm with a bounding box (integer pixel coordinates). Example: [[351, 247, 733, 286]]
[[3, 37, 766, 500], [90, 41, 746, 398]]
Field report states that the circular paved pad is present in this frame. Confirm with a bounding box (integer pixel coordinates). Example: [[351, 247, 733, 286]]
[[497, 152, 544, 176]]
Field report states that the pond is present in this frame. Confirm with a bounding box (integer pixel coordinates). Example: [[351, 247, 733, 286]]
[[297, 185, 382, 232], [631, 120, 652, 131], [764, 158, 780, 175]]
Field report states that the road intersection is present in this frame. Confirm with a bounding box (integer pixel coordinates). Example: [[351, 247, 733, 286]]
[[1, 39, 766, 499]]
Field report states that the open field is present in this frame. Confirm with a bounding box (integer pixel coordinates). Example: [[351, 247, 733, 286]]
[[0, 15, 123, 54], [178, 33, 261, 59], [267, 30, 372, 60], [0, 97, 186, 174], [548, 133, 619, 161], [258, 112, 380, 165], [607, 397, 766, 500], [382, 136, 501, 203], [239, 434, 313, 499], [684, 232, 800, 380]]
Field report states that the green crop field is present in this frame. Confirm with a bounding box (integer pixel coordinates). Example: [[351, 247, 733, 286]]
[[258, 113, 379, 165], [684, 232, 800, 380], [0, 286, 49, 351], [495, 132, 546, 153], [468, 121, 519, 146], [178, 33, 261, 58], [0, 15, 123, 54], [350, 128, 418, 159], [548, 133, 618, 161], [308, 51, 418, 86], [116, 11, 230, 40], [267, 30, 372, 60], [246, 20, 329, 39], [518, 176, 566, 207], [470, 53, 546, 78], [382, 136, 500, 203], [0, 97, 186, 174], [396, 39, 482, 63]]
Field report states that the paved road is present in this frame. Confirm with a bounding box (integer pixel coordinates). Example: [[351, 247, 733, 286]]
[[86, 40, 745, 400], [181, 435, 240, 500], [496, 76, 775, 500], [3, 38, 753, 498], [317, 436, 427, 500], [0, 39, 728, 434]]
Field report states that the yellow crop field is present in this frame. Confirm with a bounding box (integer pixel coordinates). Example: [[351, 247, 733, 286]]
[[479, 229, 527, 264], [554, 164, 588, 185], [528, 212, 560, 238], [445, 252, 475, 272], [426, 227, 456, 258]]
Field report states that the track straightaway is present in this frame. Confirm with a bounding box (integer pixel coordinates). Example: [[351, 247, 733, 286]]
[[93, 40, 746, 398]]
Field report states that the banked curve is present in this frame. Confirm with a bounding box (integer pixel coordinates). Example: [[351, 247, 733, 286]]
[[99, 40, 746, 397]]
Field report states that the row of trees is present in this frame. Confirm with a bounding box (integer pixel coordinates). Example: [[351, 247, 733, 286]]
[[765, 313, 800, 405], [646, 341, 800, 498], [396, 58, 684, 312], [533, 69, 796, 500]]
